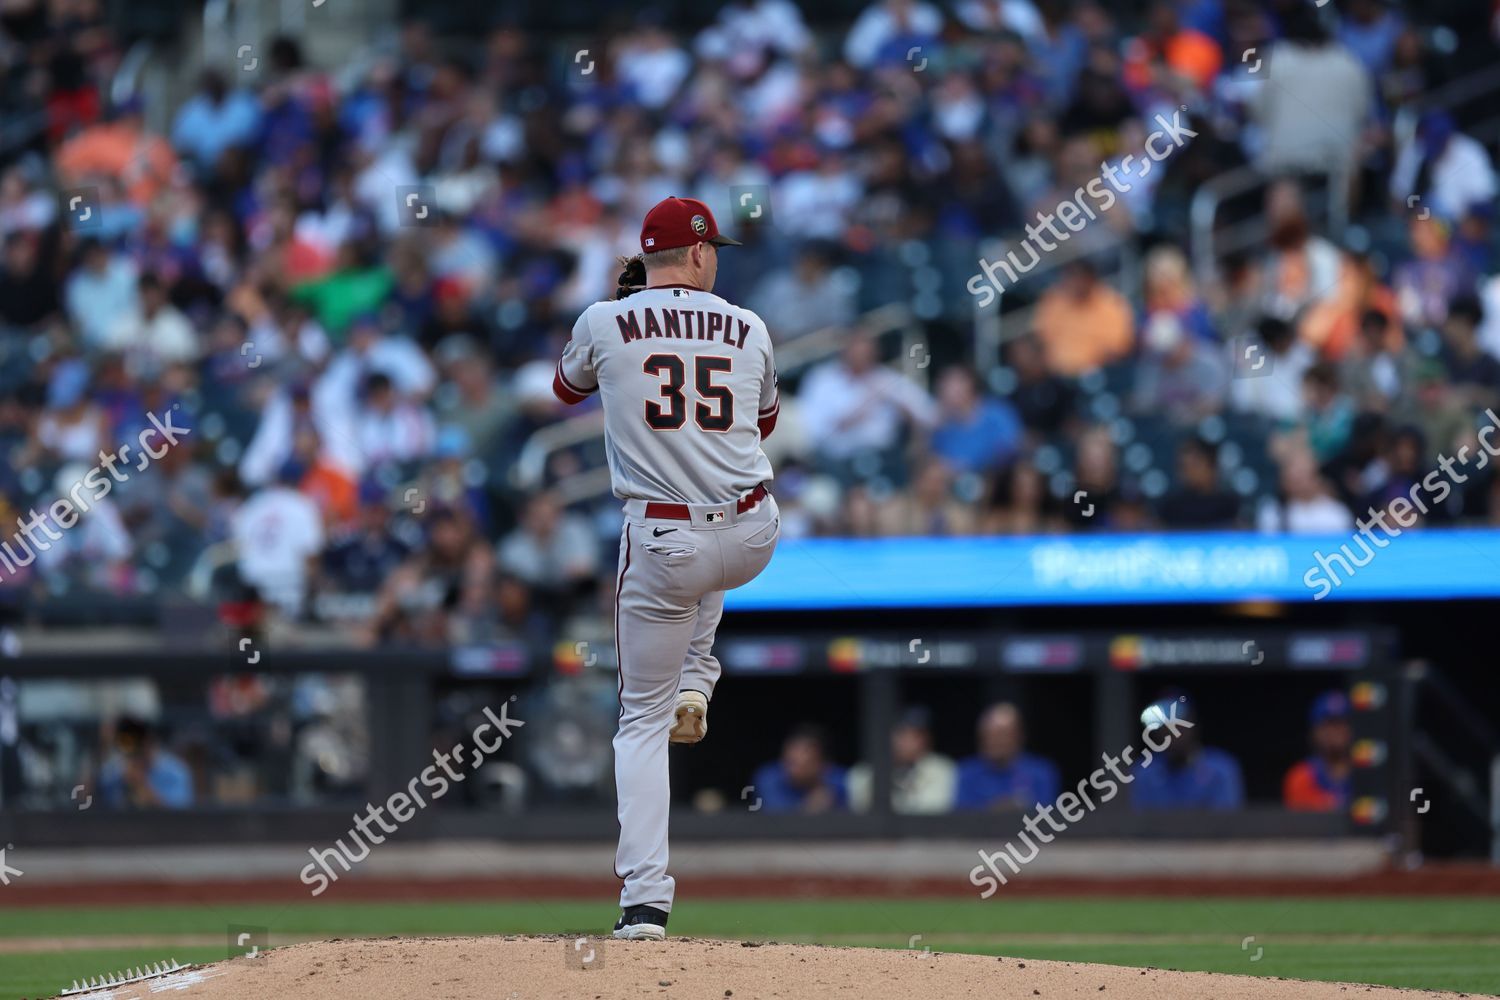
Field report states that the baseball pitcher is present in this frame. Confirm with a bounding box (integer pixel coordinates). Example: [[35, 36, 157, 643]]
[[552, 196, 781, 940]]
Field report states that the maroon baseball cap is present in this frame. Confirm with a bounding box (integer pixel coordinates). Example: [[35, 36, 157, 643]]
[[640, 197, 742, 253]]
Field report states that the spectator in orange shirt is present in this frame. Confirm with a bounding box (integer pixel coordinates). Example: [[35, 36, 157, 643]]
[[1123, 2, 1224, 97], [1299, 250, 1402, 362], [1283, 691, 1353, 812], [291, 426, 358, 528], [55, 99, 178, 207], [1034, 260, 1135, 377]]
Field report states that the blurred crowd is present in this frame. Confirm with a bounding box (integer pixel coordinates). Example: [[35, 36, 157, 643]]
[[745, 688, 1355, 815], [2, 0, 1500, 645]]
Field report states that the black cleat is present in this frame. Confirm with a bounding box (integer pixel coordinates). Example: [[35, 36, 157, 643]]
[[612, 904, 668, 940]]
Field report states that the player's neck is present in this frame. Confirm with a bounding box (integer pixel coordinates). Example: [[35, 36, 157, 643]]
[[645, 267, 709, 291]]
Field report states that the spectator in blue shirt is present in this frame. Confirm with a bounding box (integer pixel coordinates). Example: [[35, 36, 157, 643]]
[[170, 70, 263, 173], [99, 716, 195, 809], [931, 367, 1023, 475], [750, 725, 847, 813], [955, 702, 1060, 810], [1337, 0, 1404, 78], [1131, 696, 1244, 811]]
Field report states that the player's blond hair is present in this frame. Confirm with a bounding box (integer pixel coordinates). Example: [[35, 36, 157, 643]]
[[644, 245, 692, 268]]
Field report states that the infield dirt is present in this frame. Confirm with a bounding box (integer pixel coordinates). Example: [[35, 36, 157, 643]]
[[44, 936, 1485, 1000]]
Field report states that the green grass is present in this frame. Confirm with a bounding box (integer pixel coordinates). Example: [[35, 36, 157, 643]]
[[3, 898, 1496, 998], [9, 949, 227, 999]]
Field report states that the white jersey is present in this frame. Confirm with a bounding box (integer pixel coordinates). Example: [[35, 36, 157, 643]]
[[556, 285, 778, 504], [231, 485, 325, 614]]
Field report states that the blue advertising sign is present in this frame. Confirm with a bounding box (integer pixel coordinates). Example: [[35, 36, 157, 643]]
[[725, 530, 1500, 609]]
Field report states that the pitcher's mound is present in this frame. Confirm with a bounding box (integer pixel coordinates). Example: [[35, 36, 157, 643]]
[[55, 936, 1472, 1000]]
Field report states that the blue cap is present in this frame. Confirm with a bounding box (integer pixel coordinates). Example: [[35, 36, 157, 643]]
[[1419, 112, 1456, 157], [434, 425, 471, 459], [349, 312, 382, 333], [276, 459, 306, 486], [111, 94, 146, 118], [357, 479, 387, 506], [1310, 691, 1350, 726], [48, 360, 90, 409]]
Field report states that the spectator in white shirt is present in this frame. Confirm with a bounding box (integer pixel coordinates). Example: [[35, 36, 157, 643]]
[[798, 333, 938, 479], [1257, 181, 1343, 321], [355, 372, 436, 470], [1390, 111, 1499, 225], [847, 706, 958, 814], [496, 491, 598, 600], [107, 274, 199, 374], [232, 464, 325, 617], [242, 299, 331, 371], [240, 381, 362, 488], [428, 211, 498, 295], [747, 242, 857, 341], [844, 0, 943, 69], [321, 315, 437, 401], [954, 0, 1044, 41], [775, 149, 864, 241], [696, 0, 814, 63], [34, 463, 133, 592], [1231, 316, 1314, 423], [614, 26, 693, 109], [64, 241, 138, 349], [1478, 274, 1500, 361], [30, 361, 106, 464], [1257, 446, 1355, 534]]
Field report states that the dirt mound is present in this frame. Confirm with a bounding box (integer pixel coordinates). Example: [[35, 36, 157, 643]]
[[48, 936, 1474, 1000]]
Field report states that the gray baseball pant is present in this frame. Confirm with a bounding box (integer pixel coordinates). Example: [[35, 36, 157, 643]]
[[612, 493, 780, 913]]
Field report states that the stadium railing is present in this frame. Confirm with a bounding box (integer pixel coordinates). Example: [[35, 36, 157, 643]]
[[1402, 661, 1500, 862], [1189, 162, 1352, 290]]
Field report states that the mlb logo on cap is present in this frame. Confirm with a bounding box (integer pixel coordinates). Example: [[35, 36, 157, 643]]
[[640, 197, 743, 254]]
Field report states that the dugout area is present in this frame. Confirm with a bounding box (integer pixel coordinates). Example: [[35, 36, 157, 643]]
[[2, 596, 1488, 857]]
